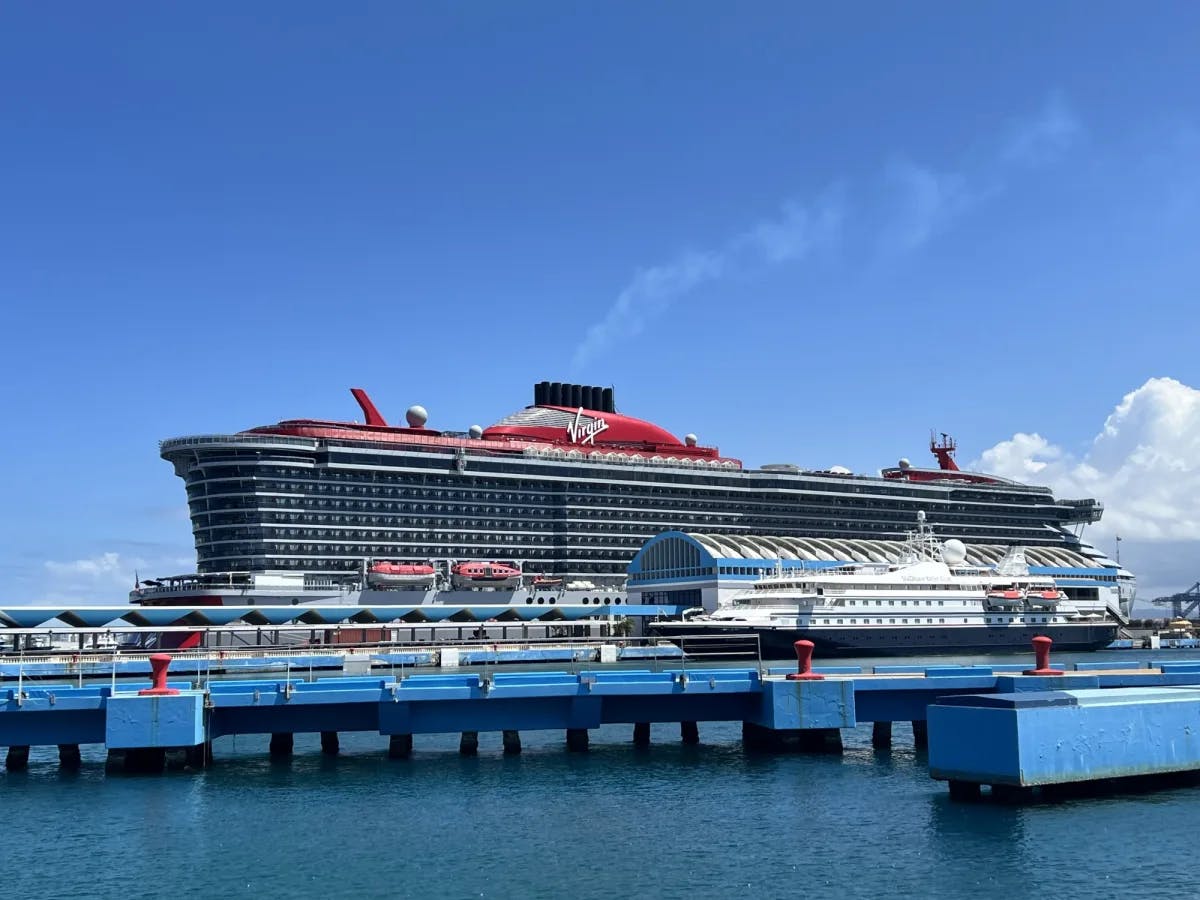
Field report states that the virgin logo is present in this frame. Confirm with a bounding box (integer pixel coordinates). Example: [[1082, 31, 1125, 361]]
[[566, 408, 610, 445]]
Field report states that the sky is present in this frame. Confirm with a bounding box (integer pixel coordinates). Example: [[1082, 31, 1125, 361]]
[[1, 4, 1198, 610]]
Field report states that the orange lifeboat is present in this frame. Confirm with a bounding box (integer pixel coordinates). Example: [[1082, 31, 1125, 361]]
[[1027, 588, 1064, 609], [451, 561, 522, 589], [986, 587, 1025, 609], [366, 562, 436, 589]]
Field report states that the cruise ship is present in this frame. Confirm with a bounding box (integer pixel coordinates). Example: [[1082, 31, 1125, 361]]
[[648, 514, 1119, 656], [137, 382, 1130, 616]]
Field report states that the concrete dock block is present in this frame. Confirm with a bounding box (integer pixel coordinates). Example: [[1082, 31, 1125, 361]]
[[680, 721, 700, 744], [747, 678, 855, 731], [502, 730, 522, 755], [930, 687, 1200, 794], [105, 692, 205, 750], [632, 722, 651, 746]]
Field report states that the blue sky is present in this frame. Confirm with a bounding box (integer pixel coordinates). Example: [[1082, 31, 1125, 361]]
[[1, 4, 1198, 605]]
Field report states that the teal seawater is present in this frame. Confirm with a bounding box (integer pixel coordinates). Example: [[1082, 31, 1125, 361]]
[[3, 650, 1198, 900]]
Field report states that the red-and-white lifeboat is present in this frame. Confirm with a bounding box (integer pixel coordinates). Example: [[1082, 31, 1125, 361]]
[[366, 562, 436, 589], [1027, 587, 1065, 609], [451, 562, 522, 589], [986, 587, 1026, 609]]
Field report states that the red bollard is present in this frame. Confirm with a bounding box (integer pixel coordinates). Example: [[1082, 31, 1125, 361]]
[[138, 653, 181, 696], [786, 640, 824, 681], [1023, 635, 1064, 676]]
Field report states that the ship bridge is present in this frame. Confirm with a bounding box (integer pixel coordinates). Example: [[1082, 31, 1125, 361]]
[[627, 531, 1126, 613]]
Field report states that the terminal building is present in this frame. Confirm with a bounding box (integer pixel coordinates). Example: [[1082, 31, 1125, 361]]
[[626, 531, 1132, 619]]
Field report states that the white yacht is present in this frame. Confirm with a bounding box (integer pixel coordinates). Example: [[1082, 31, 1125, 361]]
[[650, 513, 1119, 657]]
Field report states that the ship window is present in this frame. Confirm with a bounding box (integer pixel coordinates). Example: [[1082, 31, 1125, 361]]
[[877, 619, 882, 624]]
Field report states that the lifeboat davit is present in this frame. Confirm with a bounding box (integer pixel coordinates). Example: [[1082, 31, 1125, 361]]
[[451, 561, 522, 590], [986, 588, 1025, 609], [367, 562, 436, 589], [1027, 588, 1065, 609]]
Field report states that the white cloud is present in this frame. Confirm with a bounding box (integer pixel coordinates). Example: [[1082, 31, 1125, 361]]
[[974, 377, 1200, 542], [40, 550, 193, 605], [573, 92, 1083, 368], [973, 378, 1200, 605], [1001, 91, 1083, 166], [881, 158, 975, 252], [571, 250, 724, 370], [571, 191, 844, 369]]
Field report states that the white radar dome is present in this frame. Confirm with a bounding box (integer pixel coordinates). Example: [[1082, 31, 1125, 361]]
[[405, 405, 429, 427], [685, 433, 698, 447], [898, 458, 911, 469], [468, 424, 483, 439], [828, 465, 852, 474], [942, 539, 967, 566]]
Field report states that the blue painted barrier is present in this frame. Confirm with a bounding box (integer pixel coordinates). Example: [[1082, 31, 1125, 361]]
[[929, 687, 1200, 791]]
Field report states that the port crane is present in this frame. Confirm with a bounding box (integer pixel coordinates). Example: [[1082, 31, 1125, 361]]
[[1151, 582, 1200, 619]]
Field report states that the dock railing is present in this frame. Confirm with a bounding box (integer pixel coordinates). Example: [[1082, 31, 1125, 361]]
[[1, 630, 768, 686]]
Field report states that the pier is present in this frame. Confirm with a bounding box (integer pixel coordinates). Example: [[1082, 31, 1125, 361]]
[[6, 639, 1200, 797]]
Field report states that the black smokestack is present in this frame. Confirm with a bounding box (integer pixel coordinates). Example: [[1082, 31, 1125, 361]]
[[601, 387, 614, 413], [534, 381, 549, 405], [548, 382, 563, 406]]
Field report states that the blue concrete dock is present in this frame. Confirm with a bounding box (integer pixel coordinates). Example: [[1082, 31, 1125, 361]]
[[929, 685, 1200, 800], [5, 653, 1200, 782]]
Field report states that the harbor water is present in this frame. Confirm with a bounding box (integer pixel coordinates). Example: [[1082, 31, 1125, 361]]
[[4, 649, 1198, 900]]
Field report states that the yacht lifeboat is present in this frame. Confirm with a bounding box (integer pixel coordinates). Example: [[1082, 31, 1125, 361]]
[[1026, 588, 1065, 609], [366, 562, 436, 589], [451, 561, 522, 589], [532, 575, 564, 588], [986, 587, 1025, 609]]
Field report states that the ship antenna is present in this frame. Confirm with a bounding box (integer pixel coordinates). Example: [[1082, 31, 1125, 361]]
[[930, 431, 960, 472]]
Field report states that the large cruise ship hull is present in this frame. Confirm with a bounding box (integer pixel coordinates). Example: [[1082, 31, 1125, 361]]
[[649, 622, 1119, 658], [159, 383, 1109, 586]]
